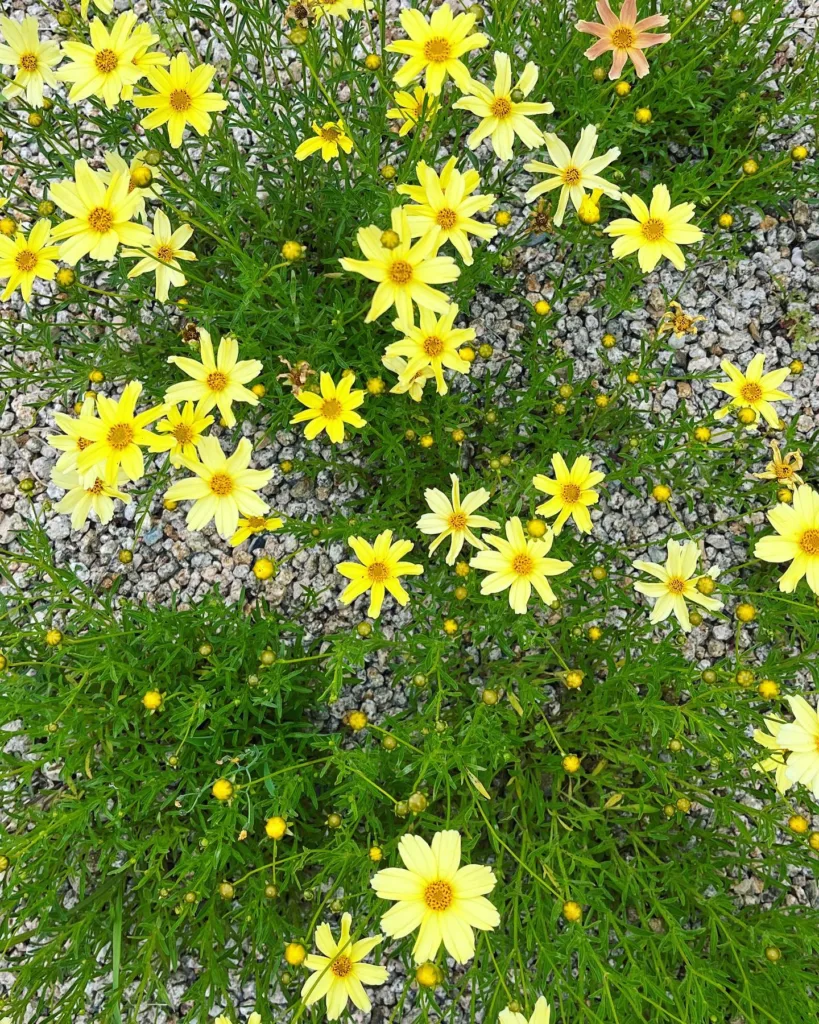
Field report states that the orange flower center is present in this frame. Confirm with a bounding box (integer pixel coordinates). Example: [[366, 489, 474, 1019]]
[[561, 166, 581, 185], [799, 529, 819, 556], [775, 464, 793, 479], [169, 89, 193, 112], [367, 561, 390, 582], [740, 381, 763, 403], [172, 423, 194, 444], [89, 478, 106, 495], [449, 511, 468, 530], [640, 218, 666, 242], [15, 249, 38, 272], [106, 422, 134, 451], [512, 553, 535, 576], [320, 125, 340, 141], [423, 879, 454, 911], [76, 436, 91, 450], [209, 472, 234, 497], [561, 483, 581, 503], [667, 576, 687, 594], [321, 398, 343, 420], [206, 370, 229, 392], [423, 37, 452, 62], [246, 516, 268, 530], [19, 52, 38, 72], [611, 25, 636, 49], [156, 244, 174, 262], [388, 258, 414, 285], [94, 48, 119, 74], [330, 955, 353, 978], [435, 207, 457, 230], [88, 207, 114, 234], [490, 96, 513, 119], [422, 335, 444, 357]]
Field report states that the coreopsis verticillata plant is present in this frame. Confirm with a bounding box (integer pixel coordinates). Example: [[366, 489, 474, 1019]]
[[499, 997, 553, 1024], [657, 300, 706, 339], [99, 151, 162, 220], [453, 52, 554, 162], [524, 125, 621, 226], [0, 220, 60, 302], [371, 830, 500, 963], [381, 354, 435, 400], [165, 330, 262, 428], [164, 436, 273, 540], [133, 52, 228, 149], [386, 4, 488, 96], [387, 86, 439, 135], [229, 515, 283, 547], [119, 23, 171, 101], [754, 485, 819, 594], [576, 0, 671, 79], [417, 474, 499, 564], [49, 159, 152, 264], [604, 184, 704, 272], [290, 371, 366, 444], [712, 353, 791, 427], [47, 397, 98, 475], [396, 158, 496, 265], [300, 913, 388, 1021], [754, 441, 804, 489], [775, 696, 819, 799], [335, 530, 424, 619], [339, 207, 459, 323], [74, 381, 165, 485], [632, 540, 723, 632], [51, 467, 129, 529], [294, 119, 354, 162], [0, 15, 61, 107], [148, 401, 213, 466], [753, 716, 793, 795], [386, 304, 474, 395], [470, 517, 573, 614], [532, 454, 606, 534], [122, 209, 196, 301]]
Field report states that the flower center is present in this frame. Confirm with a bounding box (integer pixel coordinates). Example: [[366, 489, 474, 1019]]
[[490, 96, 513, 119], [388, 259, 414, 285], [561, 166, 581, 186], [512, 553, 535, 576], [799, 529, 819, 556], [775, 464, 793, 479], [156, 244, 174, 262], [19, 52, 38, 72], [169, 89, 193, 112], [423, 37, 452, 62], [89, 478, 105, 495], [561, 483, 581, 503], [106, 422, 134, 450], [172, 423, 194, 444], [667, 576, 687, 594], [611, 25, 636, 49], [76, 436, 91, 450], [320, 125, 340, 141], [209, 472, 234, 497], [641, 218, 666, 242], [435, 207, 457, 230], [330, 955, 353, 978], [321, 398, 343, 420], [88, 207, 114, 234], [422, 335, 445, 357], [94, 48, 119, 74], [15, 249, 38, 272], [740, 381, 763, 403], [448, 511, 468, 530], [423, 879, 454, 911], [206, 370, 229, 392], [367, 561, 390, 582], [673, 314, 692, 333]]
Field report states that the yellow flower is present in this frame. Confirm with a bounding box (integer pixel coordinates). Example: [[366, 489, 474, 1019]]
[[0, 220, 59, 302], [469, 517, 573, 615], [417, 473, 499, 564], [301, 913, 388, 1021], [632, 539, 723, 632], [752, 716, 792, 795], [381, 355, 435, 401], [56, 13, 155, 108], [230, 514, 283, 547], [81, 0, 114, 19], [339, 207, 459, 323], [294, 119, 354, 162], [499, 996, 553, 1024], [52, 467, 130, 530], [776, 696, 819, 799], [387, 86, 439, 135], [385, 304, 473, 395], [122, 209, 196, 301], [524, 125, 620, 226], [164, 436, 273, 540], [576, 0, 670, 80], [453, 52, 554, 162], [119, 22, 169, 101], [148, 401, 213, 465], [336, 529, 424, 619], [532, 454, 605, 534], [291, 371, 366, 444], [386, 4, 488, 96], [75, 380, 165, 484], [133, 52, 228, 149], [657, 300, 705, 339], [754, 440, 804, 489], [604, 184, 704, 272], [711, 353, 790, 428], [165, 329, 263, 428], [396, 157, 496, 266], [313, 0, 364, 21], [371, 829, 499, 963], [754, 484, 819, 595], [99, 151, 163, 221], [49, 158, 152, 264], [0, 15, 62, 107], [578, 188, 604, 224], [47, 396, 99, 474]]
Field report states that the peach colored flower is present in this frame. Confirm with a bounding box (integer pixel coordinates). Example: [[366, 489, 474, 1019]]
[[576, 0, 670, 80]]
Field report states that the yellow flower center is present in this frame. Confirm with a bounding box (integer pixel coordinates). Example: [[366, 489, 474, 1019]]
[[19, 52, 38, 72], [89, 478, 105, 495], [448, 511, 468, 530], [330, 955, 353, 978], [512, 552, 535, 576], [321, 398, 343, 420], [422, 334, 444, 357], [799, 529, 819, 556], [88, 207, 114, 234], [206, 370, 229, 392], [246, 516, 268, 530], [423, 37, 452, 63], [640, 218, 666, 242], [435, 207, 457, 230], [209, 472, 234, 497], [77, 436, 91, 450], [611, 25, 636, 49], [106, 422, 134, 450], [673, 314, 692, 333], [320, 125, 340, 141], [423, 879, 454, 911], [388, 258, 414, 285], [94, 48, 119, 74], [367, 561, 390, 582], [490, 96, 513, 119], [561, 166, 581, 186], [561, 483, 581, 504], [172, 423, 194, 444], [775, 464, 793, 479], [169, 89, 193, 112], [739, 381, 763, 403], [156, 244, 174, 262], [15, 249, 38, 272], [667, 576, 687, 594]]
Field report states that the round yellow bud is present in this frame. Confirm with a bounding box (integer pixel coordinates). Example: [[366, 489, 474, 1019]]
[[253, 558, 275, 581], [736, 602, 756, 623], [614, 81, 631, 97], [380, 228, 400, 249], [676, 797, 691, 814], [587, 626, 602, 642], [718, 212, 734, 228], [212, 778, 234, 801], [737, 407, 757, 425], [562, 754, 581, 773], [443, 618, 458, 635], [451, 427, 466, 443], [693, 426, 711, 442], [327, 812, 343, 829], [478, 343, 493, 358], [88, 368, 104, 383], [281, 240, 304, 261], [163, 498, 178, 511], [591, 566, 607, 581], [565, 669, 584, 690], [420, 433, 434, 448], [28, 112, 43, 127], [364, 53, 382, 70], [366, 377, 385, 395], [788, 814, 809, 834], [347, 710, 368, 731], [356, 621, 372, 637], [131, 165, 153, 188], [563, 900, 583, 922], [45, 628, 63, 647], [265, 815, 287, 840], [0, 654, 7, 671], [578, 195, 601, 223], [635, 107, 652, 124], [260, 648, 277, 666], [652, 484, 671, 502], [791, 145, 808, 161], [408, 791, 428, 813], [368, 845, 383, 862], [601, 333, 616, 348], [459, 346, 476, 362], [778, 487, 793, 504], [218, 881, 235, 900], [668, 739, 683, 753], [526, 518, 547, 538], [494, 210, 512, 226], [454, 585, 468, 600], [697, 576, 716, 596], [380, 164, 396, 180], [382, 734, 398, 750], [808, 831, 819, 851], [289, 26, 309, 44], [736, 668, 755, 688], [626, 371, 639, 384], [730, 9, 745, 23], [0, 854, 8, 870], [758, 679, 779, 699], [534, 300, 551, 315], [481, 688, 499, 706], [764, 945, 781, 962], [284, 942, 306, 966], [0, 216, 16, 237], [280, 459, 294, 473], [789, 358, 804, 374], [251, 383, 266, 398], [56, 267, 76, 288], [142, 690, 162, 710], [594, 394, 610, 409], [455, 561, 470, 577], [415, 962, 440, 988], [742, 158, 759, 175]]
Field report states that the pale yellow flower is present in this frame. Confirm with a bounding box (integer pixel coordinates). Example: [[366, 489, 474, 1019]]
[[385, 304, 473, 395], [499, 997, 552, 1024], [0, 220, 60, 302], [75, 380, 165, 485], [56, 13, 156, 109], [99, 150, 163, 221], [301, 913, 388, 1021], [336, 530, 424, 619], [294, 119, 354, 162], [148, 401, 213, 465], [52, 467, 129, 530], [290, 371, 366, 444], [47, 396, 99, 475], [753, 440, 803, 490], [777, 696, 819, 799], [165, 330, 262, 428], [0, 14, 61, 107], [657, 300, 705, 339], [712, 353, 790, 428], [387, 86, 438, 135], [386, 4, 488, 96], [122, 209, 196, 302], [604, 184, 703, 272], [632, 539, 723, 632], [381, 355, 435, 401], [229, 515, 283, 547], [752, 716, 792, 795], [133, 52, 228, 149], [754, 484, 819, 595], [532, 454, 605, 534], [417, 474, 498, 564]]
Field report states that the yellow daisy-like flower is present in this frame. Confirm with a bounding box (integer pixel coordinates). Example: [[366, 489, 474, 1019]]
[[387, 86, 439, 136], [470, 517, 573, 615], [371, 829, 499, 964], [52, 467, 129, 530], [300, 912, 388, 1021], [313, 0, 364, 22], [133, 52, 228, 149], [336, 529, 424, 619], [752, 716, 792, 795], [381, 355, 435, 402], [165, 330, 263, 428], [0, 220, 60, 302], [56, 12, 155, 109], [754, 484, 819, 595], [294, 119, 354, 162], [524, 125, 621, 226], [81, 0, 114, 20], [499, 997, 553, 1024], [290, 371, 366, 444], [148, 401, 214, 465], [119, 22, 170, 101], [657, 300, 705, 339], [164, 436, 273, 540], [532, 454, 605, 535], [604, 184, 704, 272], [776, 696, 819, 799], [711, 353, 790, 428], [339, 206, 459, 323], [229, 514, 283, 548], [99, 151, 163, 221], [385, 304, 473, 396], [0, 15, 62, 107], [632, 539, 723, 632], [754, 440, 804, 490], [386, 4, 488, 96], [453, 52, 554, 163], [417, 473, 499, 564], [122, 209, 196, 302], [396, 157, 496, 266], [49, 159, 152, 265], [76, 380, 165, 485], [48, 396, 99, 475]]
